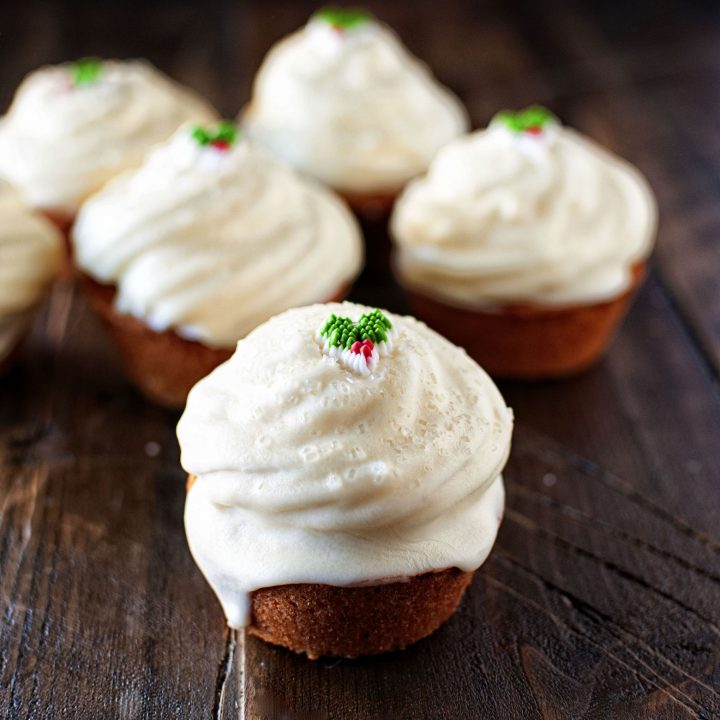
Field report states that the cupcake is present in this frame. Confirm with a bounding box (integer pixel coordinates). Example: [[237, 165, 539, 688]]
[[178, 302, 513, 658], [0, 180, 62, 372], [73, 122, 363, 408], [391, 107, 657, 378], [242, 8, 468, 269], [0, 58, 216, 237]]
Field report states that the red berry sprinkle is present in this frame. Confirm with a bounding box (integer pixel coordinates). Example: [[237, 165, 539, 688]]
[[525, 126, 543, 136], [350, 339, 374, 358], [211, 140, 231, 151]]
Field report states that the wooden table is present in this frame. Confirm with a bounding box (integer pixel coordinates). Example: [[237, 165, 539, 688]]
[[1, 1, 719, 718]]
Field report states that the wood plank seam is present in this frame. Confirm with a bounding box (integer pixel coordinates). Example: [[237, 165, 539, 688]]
[[213, 628, 237, 719], [652, 269, 720, 381]]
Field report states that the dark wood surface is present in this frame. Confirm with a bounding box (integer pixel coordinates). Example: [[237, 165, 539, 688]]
[[1, 1, 719, 718]]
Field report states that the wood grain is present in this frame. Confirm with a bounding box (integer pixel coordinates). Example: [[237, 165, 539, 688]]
[[0, 1, 718, 718]]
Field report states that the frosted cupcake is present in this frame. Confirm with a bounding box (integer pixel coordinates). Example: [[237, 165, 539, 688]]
[[392, 107, 657, 378], [242, 8, 468, 267], [0, 58, 216, 235], [0, 180, 62, 372], [178, 302, 513, 658], [73, 122, 363, 407]]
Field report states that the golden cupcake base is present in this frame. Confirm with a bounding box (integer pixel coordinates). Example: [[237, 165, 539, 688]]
[[404, 262, 647, 379], [82, 276, 350, 408], [0, 331, 29, 376], [249, 567, 472, 659], [41, 210, 75, 277], [189, 467, 473, 659], [340, 189, 399, 279]]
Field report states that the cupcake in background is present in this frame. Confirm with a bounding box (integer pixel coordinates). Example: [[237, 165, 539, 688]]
[[0, 58, 217, 237], [0, 180, 62, 373], [178, 302, 513, 658], [73, 121, 363, 408], [242, 7, 468, 271], [391, 107, 657, 379]]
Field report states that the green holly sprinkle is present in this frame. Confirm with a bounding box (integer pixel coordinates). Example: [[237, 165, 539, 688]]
[[320, 309, 392, 350], [72, 58, 103, 87], [313, 6, 373, 30], [190, 120, 239, 150], [493, 106, 556, 134]]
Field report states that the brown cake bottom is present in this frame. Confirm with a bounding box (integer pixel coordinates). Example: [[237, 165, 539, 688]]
[[186, 474, 473, 659], [340, 188, 398, 218], [41, 210, 74, 275], [404, 262, 646, 379], [81, 276, 349, 408], [42, 209, 74, 236], [0, 330, 28, 376], [250, 567, 472, 659], [340, 189, 399, 280]]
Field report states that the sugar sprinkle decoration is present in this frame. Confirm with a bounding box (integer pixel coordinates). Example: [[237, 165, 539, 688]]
[[313, 6, 373, 32], [71, 58, 103, 87], [190, 120, 239, 151], [493, 106, 556, 136], [318, 309, 395, 375]]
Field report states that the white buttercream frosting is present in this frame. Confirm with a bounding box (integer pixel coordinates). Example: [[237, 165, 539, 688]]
[[0, 180, 61, 361], [73, 127, 363, 347], [392, 119, 657, 307], [178, 302, 513, 627], [243, 14, 469, 194], [0, 59, 217, 215]]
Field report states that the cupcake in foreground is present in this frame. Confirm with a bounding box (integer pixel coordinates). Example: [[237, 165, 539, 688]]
[[73, 122, 363, 407], [178, 302, 513, 658], [0, 58, 216, 234], [0, 180, 62, 372], [242, 7, 468, 266], [391, 107, 657, 378]]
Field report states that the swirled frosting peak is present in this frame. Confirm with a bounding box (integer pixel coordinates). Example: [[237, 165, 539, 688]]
[[73, 126, 363, 347], [0, 59, 217, 215], [178, 302, 513, 627], [0, 180, 61, 361], [242, 12, 469, 194], [392, 110, 658, 307]]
